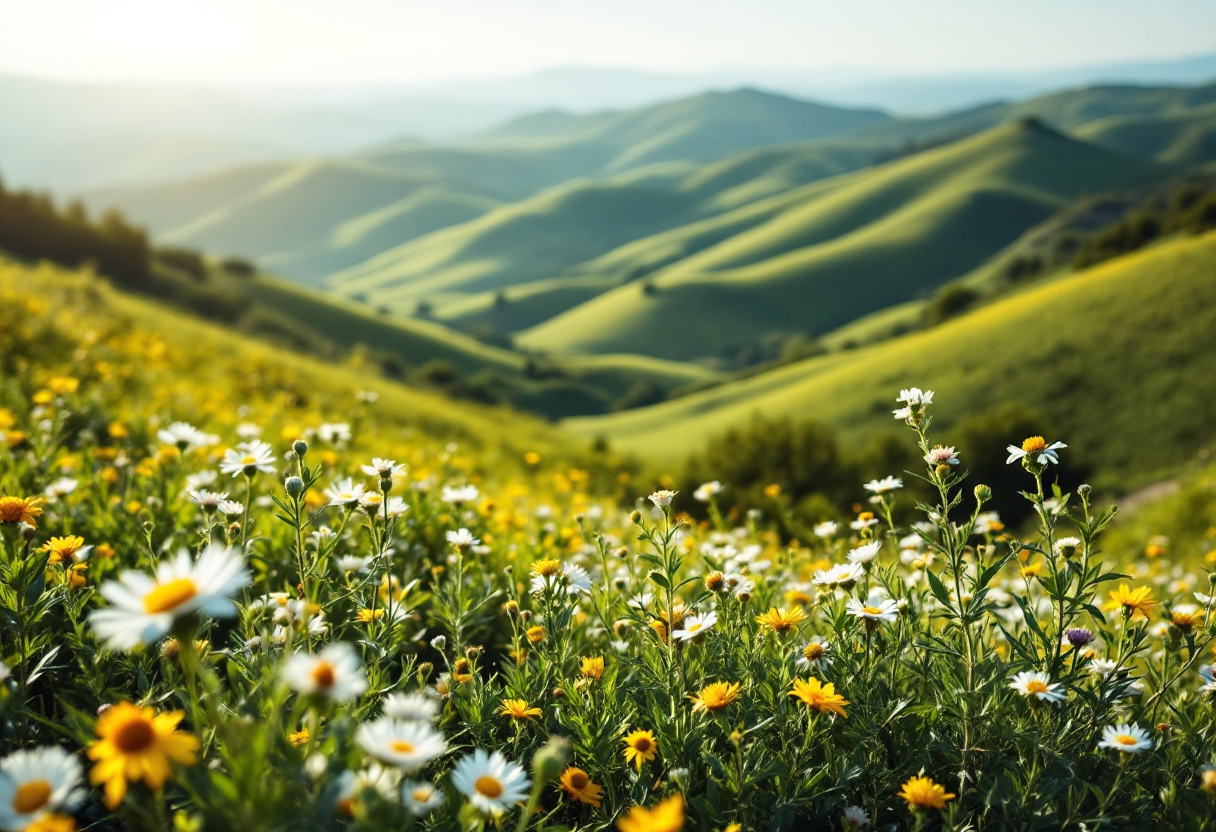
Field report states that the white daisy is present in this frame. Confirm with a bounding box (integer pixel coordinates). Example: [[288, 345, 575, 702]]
[[672, 610, 718, 641], [813, 521, 838, 538], [356, 719, 447, 772], [317, 423, 352, 445], [401, 780, 445, 816], [1006, 438, 1067, 466], [846, 541, 883, 565], [1090, 658, 1118, 677], [648, 490, 677, 508], [450, 749, 531, 817], [157, 421, 203, 450], [923, 446, 960, 466], [385, 497, 410, 518], [0, 746, 85, 830], [336, 555, 372, 574], [441, 485, 479, 506], [217, 500, 244, 518], [897, 388, 933, 406], [813, 562, 864, 588], [188, 490, 228, 512], [382, 691, 440, 723], [1198, 664, 1216, 693], [42, 477, 78, 501], [1008, 671, 1067, 704], [845, 594, 900, 624], [236, 423, 262, 440], [795, 639, 832, 671], [1098, 723, 1153, 754], [693, 481, 723, 502], [89, 544, 250, 651], [361, 458, 406, 478], [281, 642, 368, 702], [446, 528, 480, 551], [325, 477, 365, 507], [973, 512, 1003, 535], [219, 440, 277, 477], [334, 762, 400, 814], [843, 805, 870, 828], [863, 476, 903, 494]]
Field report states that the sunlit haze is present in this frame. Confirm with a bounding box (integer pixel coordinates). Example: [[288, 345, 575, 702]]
[[2, 0, 1215, 88]]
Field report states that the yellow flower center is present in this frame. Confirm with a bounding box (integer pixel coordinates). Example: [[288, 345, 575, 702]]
[[311, 661, 336, 689], [1021, 436, 1047, 453], [113, 717, 157, 753], [12, 780, 52, 813], [862, 606, 883, 616], [390, 740, 415, 753], [1025, 680, 1048, 694], [687, 622, 703, 632], [569, 771, 589, 789], [240, 455, 257, 465], [411, 788, 432, 802], [475, 775, 504, 798], [143, 578, 198, 614], [1115, 734, 1138, 746]]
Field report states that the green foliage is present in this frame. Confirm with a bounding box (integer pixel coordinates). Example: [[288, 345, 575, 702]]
[[566, 230, 1216, 492]]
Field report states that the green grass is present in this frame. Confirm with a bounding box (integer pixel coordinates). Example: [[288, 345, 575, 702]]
[[1075, 102, 1216, 166], [520, 121, 1167, 361], [564, 229, 1216, 488]]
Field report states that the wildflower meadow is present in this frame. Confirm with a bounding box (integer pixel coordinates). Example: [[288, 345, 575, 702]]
[[3, 283, 1216, 832]]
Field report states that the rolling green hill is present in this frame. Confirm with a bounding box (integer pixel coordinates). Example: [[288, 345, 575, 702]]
[[518, 120, 1167, 361], [563, 229, 1216, 488], [88, 89, 892, 287], [1075, 102, 1216, 166], [473, 88, 891, 172]]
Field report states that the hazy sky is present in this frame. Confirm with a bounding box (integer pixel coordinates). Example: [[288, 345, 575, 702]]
[[2, 0, 1214, 87]]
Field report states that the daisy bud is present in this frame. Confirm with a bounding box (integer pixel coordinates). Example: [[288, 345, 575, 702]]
[[935, 463, 950, 477], [430, 635, 446, 651], [227, 522, 241, 538], [630, 510, 643, 525], [533, 736, 570, 783], [1077, 483, 1092, 499], [161, 638, 181, 660], [465, 645, 482, 658], [573, 512, 585, 523], [614, 547, 628, 558], [284, 476, 304, 497], [380, 477, 392, 494], [520, 610, 533, 622], [973, 484, 992, 502], [20, 524, 35, 543], [292, 439, 308, 457], [705, 571, 726, 592], [552, 687, 565, 699], [502, 600, 520, 618]]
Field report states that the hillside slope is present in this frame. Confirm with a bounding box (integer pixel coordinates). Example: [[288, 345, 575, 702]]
[[563, 230, 1216, 488], [519, 121, 1167, 361]]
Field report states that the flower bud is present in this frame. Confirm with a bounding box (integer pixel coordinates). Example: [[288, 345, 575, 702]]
[[630, 510, 643, 525], [532, 736, 569, 783], [1077, 483, 1092, 499], [973, 484, 992, 502], [284, 476, 304, 497], [430, 635, 446, 651], [292, 439, 308, 457]]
